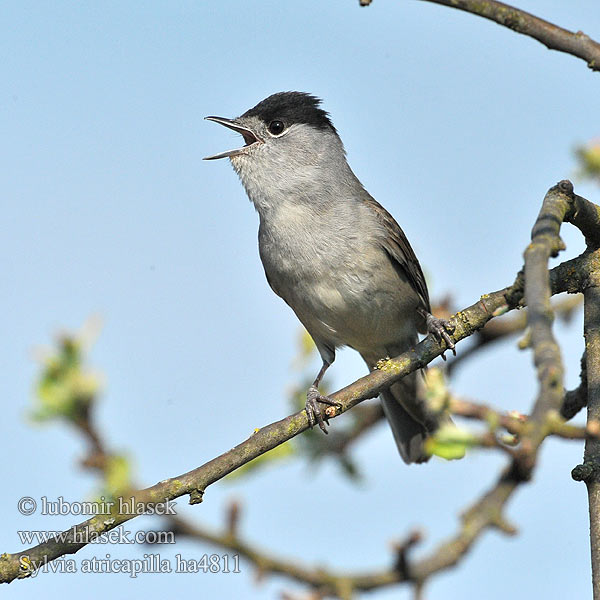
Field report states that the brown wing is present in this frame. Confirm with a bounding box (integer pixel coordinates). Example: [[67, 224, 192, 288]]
[[363, 195, 431, 314]]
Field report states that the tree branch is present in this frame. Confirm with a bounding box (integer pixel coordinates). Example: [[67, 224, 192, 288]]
[[583, 280, 600, 599], [570, 209, 600, 597], [447, 295, 581, 376], [448, 397, 598, 442], [417, 0, 600, 72], [516, 181, 571, 467], [408, 181, 595, 590], [313, 350, 589, 462]]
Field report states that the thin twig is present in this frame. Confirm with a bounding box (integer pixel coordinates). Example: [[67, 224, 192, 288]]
[[447, 296, 581, 375], [561, 352, 588, 420], [417, 0, 600, 71], [448, 397, 598, 441]]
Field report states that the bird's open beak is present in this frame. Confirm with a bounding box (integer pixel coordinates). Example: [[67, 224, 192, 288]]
[[203, 116, 262, 160]]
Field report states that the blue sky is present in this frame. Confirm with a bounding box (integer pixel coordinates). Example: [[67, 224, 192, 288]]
[[1, 1, 599, 598]]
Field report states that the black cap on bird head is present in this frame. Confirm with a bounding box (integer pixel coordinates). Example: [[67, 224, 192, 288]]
[[241, 92, 336, 133]]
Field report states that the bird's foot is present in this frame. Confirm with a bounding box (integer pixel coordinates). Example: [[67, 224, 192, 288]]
[[421, 310, 456, 359], [306, 386, 342, 434]]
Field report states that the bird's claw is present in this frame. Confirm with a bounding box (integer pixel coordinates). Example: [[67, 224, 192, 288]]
[[422, 311, 456, 359], [306, 386, 341, 434]]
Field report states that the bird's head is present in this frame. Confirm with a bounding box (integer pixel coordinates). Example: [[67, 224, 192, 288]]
[[204, 92, 346, 200]]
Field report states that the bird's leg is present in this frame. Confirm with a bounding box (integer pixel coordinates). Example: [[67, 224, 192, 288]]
[[306, 361, 342, 434], [418, 308, 456, 359]]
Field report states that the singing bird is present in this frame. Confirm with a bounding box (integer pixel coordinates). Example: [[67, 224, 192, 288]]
[[205, 92, 455, 463]]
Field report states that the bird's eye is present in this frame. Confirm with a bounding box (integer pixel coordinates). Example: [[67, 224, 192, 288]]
[[268, 120, 285, 135]]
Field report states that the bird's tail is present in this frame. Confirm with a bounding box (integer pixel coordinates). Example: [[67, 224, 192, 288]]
[[380, 374, 431, 464], [362, 346, 456, 464]]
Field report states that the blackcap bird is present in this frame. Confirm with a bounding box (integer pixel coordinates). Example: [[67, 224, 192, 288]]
[[205, 92, 455, 463]]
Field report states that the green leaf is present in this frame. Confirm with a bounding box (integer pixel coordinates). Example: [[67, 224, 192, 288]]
[[31, 332, 101, 422], [425, 424, 473, 460], [575, 142, 600, 181], [103, 454, 132, 496]]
